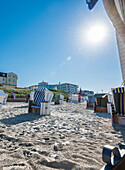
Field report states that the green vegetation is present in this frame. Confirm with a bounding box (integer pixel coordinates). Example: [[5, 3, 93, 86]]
[[0, 87, 33, 98], [49, 89, 69, 99], [0, 87, 69, 99]]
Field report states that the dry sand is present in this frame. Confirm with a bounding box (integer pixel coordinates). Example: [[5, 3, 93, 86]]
[[0, 102, 125, 170]]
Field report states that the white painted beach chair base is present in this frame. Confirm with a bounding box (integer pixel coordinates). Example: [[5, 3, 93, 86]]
[[40, 102, 50, 116]]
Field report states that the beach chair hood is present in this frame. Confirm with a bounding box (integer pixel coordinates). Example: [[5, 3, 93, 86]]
[[33, 88, 53, 107]]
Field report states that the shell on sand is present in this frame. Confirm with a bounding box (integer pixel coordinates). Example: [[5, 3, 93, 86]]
[[0, 102, 124, 170]]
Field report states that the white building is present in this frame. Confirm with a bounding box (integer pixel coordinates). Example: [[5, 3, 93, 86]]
[[57, 83, 78, 94]]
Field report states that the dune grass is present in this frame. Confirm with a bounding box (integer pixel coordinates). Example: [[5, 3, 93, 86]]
[[0, 87, 69, 99]]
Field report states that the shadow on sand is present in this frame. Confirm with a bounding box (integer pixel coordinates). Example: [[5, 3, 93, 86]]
[[14, 105, 28, 109], [113, 124, 125, 142], [86, 107, 94, 111], [94, 112, 111, 119], [0, 113, 41, 125]]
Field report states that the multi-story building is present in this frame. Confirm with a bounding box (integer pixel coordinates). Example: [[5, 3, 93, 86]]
[[38, 81, 58, 90], [28, 81, 58, 90], [28, 81, 78, 93], [57, 83, 78, 94], [0, 72, 18, 88], [38, 81, 48, 86]]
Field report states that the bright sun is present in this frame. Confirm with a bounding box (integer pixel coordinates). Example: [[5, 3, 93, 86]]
[[87, 24, 107, 44]]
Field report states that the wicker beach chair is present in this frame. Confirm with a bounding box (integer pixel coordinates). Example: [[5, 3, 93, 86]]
[[87, 95, 95, 108], [0, 90, 8, 106], [54, 94, 64, 104], [111, 87, 125, 125], [3, 94, 8, 105], [28, 88, 53, 116]]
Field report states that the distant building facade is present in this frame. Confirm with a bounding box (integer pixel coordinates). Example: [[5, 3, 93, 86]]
[[38, 81, 57, 90], [38, 81, 48, 86], [28, 85, 38, 90], [28, 81, 58, 90], [0, 72, 18, 88], [57, 83, 78, 94], [82, 90, 94, 96], [77, 90, 94, 96], [28, 81, 79, 93]]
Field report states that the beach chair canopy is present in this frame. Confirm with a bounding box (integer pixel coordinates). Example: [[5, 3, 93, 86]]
[[0, 90, 6, 95], [112, 87, 125, 115], [94, 93, 108, 107], [55, 94, 64, 100], [54, 94, 64, 103], [33, 88, 53, 107], [107, 94, 113, 103], [30, 92, 34, 100], [88, 95, 95, 104], [86, 0, 98, 10]]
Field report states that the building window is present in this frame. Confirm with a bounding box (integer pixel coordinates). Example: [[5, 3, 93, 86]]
[[8, 79, 11, 82], [13, 83, 15, 85], [13, 79, 15, 82], [8, 83, 11, 85], [8, 75, 11, 77], [13, 75, 16, 78], [2, 82, 5, 84], [3, 78, 5, 81], [2, 74, 5, 76]]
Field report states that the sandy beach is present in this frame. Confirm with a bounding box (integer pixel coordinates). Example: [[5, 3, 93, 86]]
[[0, 102, 125, 170]]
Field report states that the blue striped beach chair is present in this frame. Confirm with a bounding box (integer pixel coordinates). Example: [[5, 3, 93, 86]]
[[28, 88, 53, 115], [33, 88, 53, 107]]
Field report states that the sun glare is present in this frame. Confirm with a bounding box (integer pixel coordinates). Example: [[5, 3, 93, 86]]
[[87, 24, 107, 44]]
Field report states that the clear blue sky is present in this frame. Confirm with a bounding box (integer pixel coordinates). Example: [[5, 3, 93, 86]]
[[0, 0, 122, 93]]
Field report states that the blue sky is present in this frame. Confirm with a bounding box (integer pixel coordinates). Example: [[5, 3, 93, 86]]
[[0, 0, 122, 93]]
